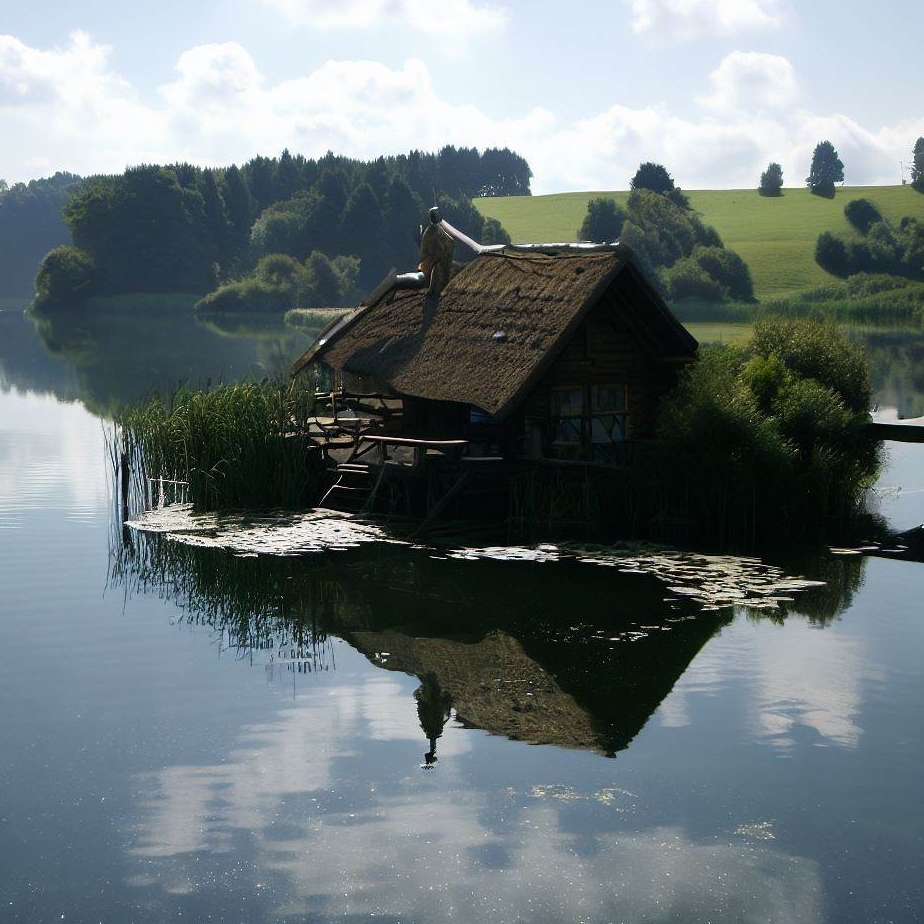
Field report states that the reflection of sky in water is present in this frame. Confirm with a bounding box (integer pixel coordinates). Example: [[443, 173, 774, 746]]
[[0, 389, 108, 528], [872, 427, 924, 532], [3, 327, 924, 923], [658, 616, 881, 751], [129, 645, 826, 923]]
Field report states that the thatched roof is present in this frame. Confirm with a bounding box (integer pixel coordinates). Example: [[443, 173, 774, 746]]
[[344, 628, 606, 753], [291, 245, 696, 420]]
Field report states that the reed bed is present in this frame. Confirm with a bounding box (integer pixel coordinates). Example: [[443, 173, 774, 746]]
[[113, 380, 323, 512], [674, 279, 924, 330], [284, 307, 347, 332], [762, 282, 924, 328]]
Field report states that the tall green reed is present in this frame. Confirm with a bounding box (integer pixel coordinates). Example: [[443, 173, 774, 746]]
[[114, 380, 323, 512]]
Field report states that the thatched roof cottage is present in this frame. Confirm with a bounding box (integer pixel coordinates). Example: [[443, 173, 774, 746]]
[[292, 239, 696, 465]]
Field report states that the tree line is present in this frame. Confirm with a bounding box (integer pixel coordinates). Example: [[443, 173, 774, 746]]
[[0, 173, 84, 296], [759, 136, 924, 197], [32, 146, 528, 310]]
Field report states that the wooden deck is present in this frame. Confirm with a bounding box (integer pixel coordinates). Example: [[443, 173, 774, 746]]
[[870, 417, 924, 443]]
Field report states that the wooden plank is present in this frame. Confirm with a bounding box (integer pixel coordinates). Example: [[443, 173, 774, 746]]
[[870, 421, 924, 443], [363, 435, 469, 448]]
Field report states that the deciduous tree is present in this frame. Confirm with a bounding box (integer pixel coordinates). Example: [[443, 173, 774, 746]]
[[912, 137, 924, 193], [806, 141, 844, 198], [630, 162, 690, 209], [577, 197, 626, 242], [758, 162, 783, 197]]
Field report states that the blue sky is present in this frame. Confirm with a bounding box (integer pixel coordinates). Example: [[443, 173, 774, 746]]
[[1, 0, 922, 192]]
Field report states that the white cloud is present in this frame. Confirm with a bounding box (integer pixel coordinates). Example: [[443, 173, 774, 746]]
[[260, 0, 507, 37], [1, 33, 921, 194], [0, 30, 117, 106], [0, 32, 168, 174], [628, 0, 787, 42], [128, 657, 827, 922], [699, 51, 799, 113]]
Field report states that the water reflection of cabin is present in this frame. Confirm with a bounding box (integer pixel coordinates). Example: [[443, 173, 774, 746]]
[[293, 244, 697, 463]]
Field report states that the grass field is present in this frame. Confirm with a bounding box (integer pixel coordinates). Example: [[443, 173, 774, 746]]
[[475, 186, 924, 302]]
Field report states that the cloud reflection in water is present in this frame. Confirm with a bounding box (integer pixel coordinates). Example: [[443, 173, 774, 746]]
[[128, 654, 825, 923]]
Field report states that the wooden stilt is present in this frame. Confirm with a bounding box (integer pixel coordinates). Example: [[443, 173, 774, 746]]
[[409, 469, 470, 540]]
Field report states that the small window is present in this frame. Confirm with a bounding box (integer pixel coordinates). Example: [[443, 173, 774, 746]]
[[550, 387, 584, 445], [592, 385, 626, 414], [591, 384, 628, 462]]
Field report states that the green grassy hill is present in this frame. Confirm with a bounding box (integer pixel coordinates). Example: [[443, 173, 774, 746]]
[[475, 186, 924, 302]]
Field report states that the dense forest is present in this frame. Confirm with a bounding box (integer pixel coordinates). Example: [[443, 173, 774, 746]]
[[0, 173, 84, 296], [26, 146, 529, 310]]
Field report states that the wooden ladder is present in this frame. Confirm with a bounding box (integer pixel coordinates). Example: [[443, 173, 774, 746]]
[[318, 462, 374, 511]]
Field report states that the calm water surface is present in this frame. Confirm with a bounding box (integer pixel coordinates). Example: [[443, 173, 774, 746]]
[[1, 305, 923, 923]]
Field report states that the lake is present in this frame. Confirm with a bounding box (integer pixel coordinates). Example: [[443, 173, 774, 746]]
[[1, 302, 923, 923]]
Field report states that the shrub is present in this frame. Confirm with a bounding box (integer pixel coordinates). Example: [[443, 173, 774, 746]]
[[844, 198, 882, 235], [814, 213, 924, 281], [196, 278, 292, 313], [658, 345, 794, 508], [749, 316, 871, 413], [630, 162, 690, 209], [846, 239, 874, 274], [844, 273, 910, 297], [481, 216, 511, 246], [773, 377, 851, 457], [691, 245, 754, 301], [815, 232, 850, 276], [690, 217, 723, 249], [758, 162, 784, 197], [34, 246, 96, 309], [658, 319, 880, 544], [900, 218, 924, 277], [255, 253, 306, 291], [741, 354, 792, 415], [664, 258, 724, 302], [866, 221, 903, 273], [196, 249, 358, 314], [578, 198, 626, 242]]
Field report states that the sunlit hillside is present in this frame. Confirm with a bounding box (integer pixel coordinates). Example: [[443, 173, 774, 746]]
[[475, 186, 924, 301]]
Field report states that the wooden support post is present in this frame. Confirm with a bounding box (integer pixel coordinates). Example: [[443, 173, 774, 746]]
[[120, 452, 130, 524], [360, 463, 390, 516], [408, 469, 470, 540]]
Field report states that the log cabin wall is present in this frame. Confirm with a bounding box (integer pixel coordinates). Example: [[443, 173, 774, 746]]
[[401, 394, 470, 439], [526, 296, 681, 459]]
